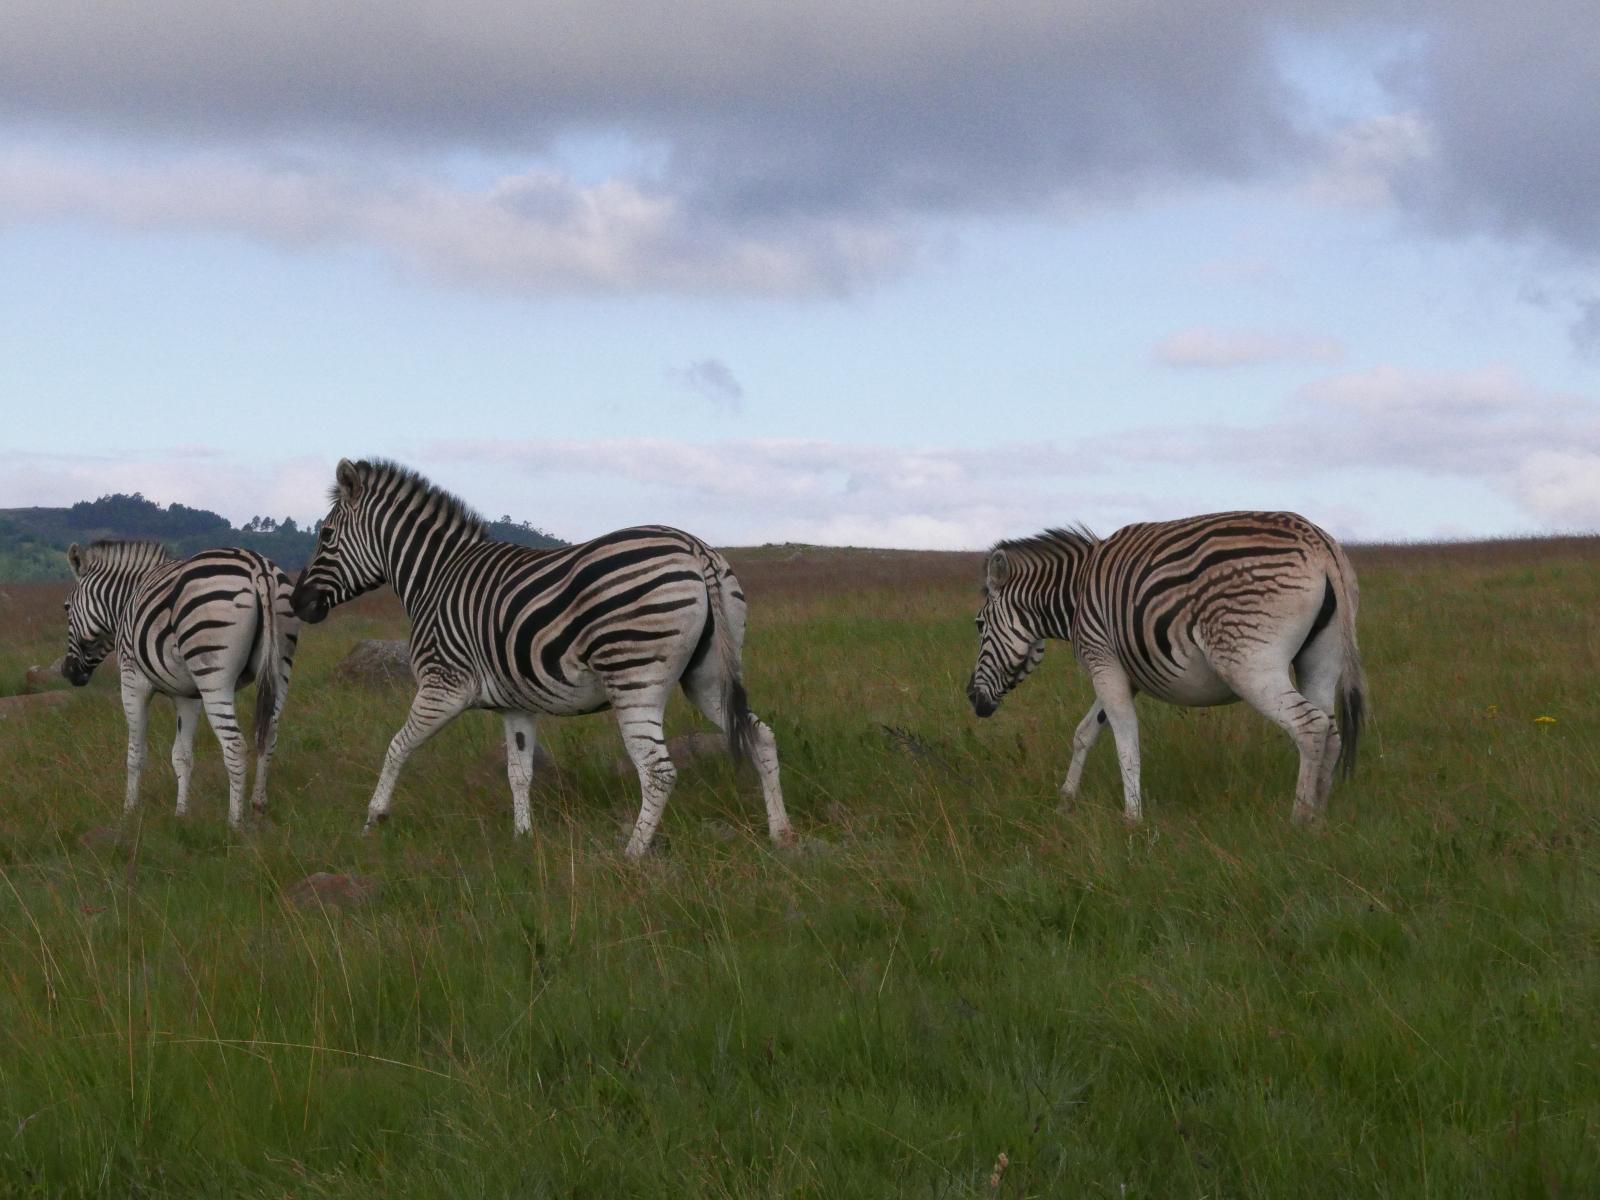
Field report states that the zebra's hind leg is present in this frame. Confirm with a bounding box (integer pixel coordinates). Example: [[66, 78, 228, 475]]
[[170, 695, 202, 817], [249, 669, 290, 818], [1217, 661, 1332, 824], [502, 711, 539, 836], [1060, 700, 1106, 802], [120, 674, 155, 817], [198, 690, 251, 828], [364, 681, 473, 834], [680, 667, 793, 847], [1294, 630, 1345, 814], [610, 685, 677, 859]]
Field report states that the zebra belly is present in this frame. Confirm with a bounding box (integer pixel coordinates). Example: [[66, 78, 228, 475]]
[[478, 666, 612, 717], [1141, 653, 1238, 707]]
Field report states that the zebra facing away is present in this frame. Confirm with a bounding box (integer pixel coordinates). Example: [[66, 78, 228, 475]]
[[967, 511, 1367, 824], [62, 541, 298, 826], [289, 458, 792, 858]]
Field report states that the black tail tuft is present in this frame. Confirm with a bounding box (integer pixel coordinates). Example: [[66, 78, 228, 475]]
[[1337, 685, 1364, 781], [725, 676, 756, 765]]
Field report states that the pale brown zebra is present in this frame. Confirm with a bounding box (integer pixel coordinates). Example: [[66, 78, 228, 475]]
[[967, 511, 1367, 823]]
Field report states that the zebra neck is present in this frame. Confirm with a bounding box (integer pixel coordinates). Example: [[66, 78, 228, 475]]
[[1033, 595, 1075, 641], [382, 516, 485, 615], [102, 561, 164, 634]]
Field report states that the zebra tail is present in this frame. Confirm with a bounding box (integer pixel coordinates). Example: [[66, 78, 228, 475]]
[[1332, 553, 1368, 781], [697, 548, 756, 766], [250, 560, 280, 759]]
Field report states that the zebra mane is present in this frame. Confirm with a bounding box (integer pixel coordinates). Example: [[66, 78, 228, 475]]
[[82, 539, 175, 568], [993, 524, 1099, 557], [343, 458, 488, 538]]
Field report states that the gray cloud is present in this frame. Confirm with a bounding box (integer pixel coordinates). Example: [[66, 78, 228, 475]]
[[1153, 328, 1346, 369], [1570, 299, 1600, 362], [1388, 1, 1600, 257], [2, 1, 1596, 296], [0, 151, 911, 295], [0, 2, 1307, 218], [671, 359, 745, 414]]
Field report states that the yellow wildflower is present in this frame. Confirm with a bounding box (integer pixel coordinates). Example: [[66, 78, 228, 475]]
[[1534, 715, 1557, 725]]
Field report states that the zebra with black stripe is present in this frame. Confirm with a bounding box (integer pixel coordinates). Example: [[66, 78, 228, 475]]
[[289, 458, 791, 857], [967, 511, 1367, 823], [63, 541, 299, 826]]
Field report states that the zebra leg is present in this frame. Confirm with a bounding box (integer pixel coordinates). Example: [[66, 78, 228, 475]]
[[610, 687, 676, 859], [1088, 668, 1143, 822], [502, 711, 539, 837], [120, 676, 155, 816], [1294, 633, 1344, 813], [170, 695, 202, 817], [681, 668, 793, 846], [198, 690, 251, 828], [249, 667, 290, 818], [745, 716, 791, 847], [364, 684, 472, 833], [1218, 663, 1332, 824], [1060, 700, 1106, 800]]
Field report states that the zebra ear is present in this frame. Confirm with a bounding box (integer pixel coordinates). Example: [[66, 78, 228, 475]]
[[335, 458, 363, 502], [67, 543, 84, 577], [986, 549, 1012, 591]]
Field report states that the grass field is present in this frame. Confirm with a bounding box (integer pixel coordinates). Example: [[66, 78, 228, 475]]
[[1, 540, 1597, 1197]]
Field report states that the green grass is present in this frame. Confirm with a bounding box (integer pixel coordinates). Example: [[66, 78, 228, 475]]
[[1, 547, 1598, 1197]]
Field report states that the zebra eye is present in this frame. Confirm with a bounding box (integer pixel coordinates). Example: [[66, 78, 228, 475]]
[[320, 526, 336, 546]]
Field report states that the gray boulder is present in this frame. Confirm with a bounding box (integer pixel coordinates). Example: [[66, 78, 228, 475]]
[[335, 640, 413, 687]]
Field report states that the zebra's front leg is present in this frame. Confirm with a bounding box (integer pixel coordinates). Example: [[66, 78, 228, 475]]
[[199, 691, 250, 828], [364, 683, 473, 834], [1060, 700, 1106, 801], [502, 711, 539, 837], [1090, 669, 1143, 823], [120, 676, 154, 816], [170, 695, 202, 817]]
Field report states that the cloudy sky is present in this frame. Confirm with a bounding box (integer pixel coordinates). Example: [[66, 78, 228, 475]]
[[3, 1, 1598, 547]]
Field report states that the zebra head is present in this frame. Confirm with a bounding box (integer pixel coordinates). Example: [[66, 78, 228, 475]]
[[966, 547, 1047, 718], [292, 459, 388, 624], [62, 544, 127, 684]]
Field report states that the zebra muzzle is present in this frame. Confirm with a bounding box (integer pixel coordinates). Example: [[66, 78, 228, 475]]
[[966, 679, 999, 718], [291, 589, 331, 624]]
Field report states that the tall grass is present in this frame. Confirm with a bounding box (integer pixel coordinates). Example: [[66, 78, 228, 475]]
[[1, 543, 1597, 1197]]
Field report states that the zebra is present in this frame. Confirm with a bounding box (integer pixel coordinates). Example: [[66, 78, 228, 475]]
[[289, 458, 791, 858], [62, 541, 299, 826], [966, 511, 1367, 824]]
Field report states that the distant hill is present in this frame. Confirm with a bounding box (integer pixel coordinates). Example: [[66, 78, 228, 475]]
[[0, 493, 565, 581]]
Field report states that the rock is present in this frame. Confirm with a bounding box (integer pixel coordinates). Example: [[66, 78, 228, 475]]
[[0, 692, 69, 721], [668, 731, 730, 761], [877, 724, 953, 771], [23, 658, 69, 693], [611, 730, 732, 777], [285, 872, 379, 910], [335, 640, 412, 688], [78, 825, 122, 850]]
